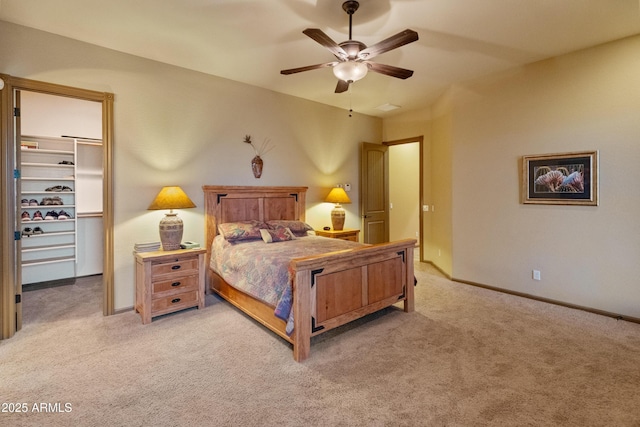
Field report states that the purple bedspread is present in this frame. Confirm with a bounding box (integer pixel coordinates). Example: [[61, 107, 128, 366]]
[[210, 235, 362, 334]]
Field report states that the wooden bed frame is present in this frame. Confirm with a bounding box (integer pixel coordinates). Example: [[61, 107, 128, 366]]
[[203, 185, 416, 362]]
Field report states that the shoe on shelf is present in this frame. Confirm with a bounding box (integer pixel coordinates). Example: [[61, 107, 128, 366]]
[[51, 196, 63, 205], [58, 160, 74, 165], [58, 210, 72, 220], [21, 211, 31, 221], [32, 211, 44, 221], [21, 199, 29, 207], [41, 197, 52, 205], [22, 227, 33, 237], [33, 227, 44, 235], [29, 199, 39, 206], [44, 211, 58, 220], [61, 186, 73, 192], [45, 185, 63, 192]]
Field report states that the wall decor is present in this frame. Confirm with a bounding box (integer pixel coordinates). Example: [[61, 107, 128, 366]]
[[243, 135, 274, 179], [521, 150, 598, 205]]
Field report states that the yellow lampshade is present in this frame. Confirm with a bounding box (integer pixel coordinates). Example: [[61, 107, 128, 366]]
[[148, 186, 196, 251], [325, 187, 351, 204], [148, 186, 196, 210], [325, 187, 351, 231]]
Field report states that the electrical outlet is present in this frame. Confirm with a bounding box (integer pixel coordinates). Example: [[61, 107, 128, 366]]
[[532, 270, 541, 281]]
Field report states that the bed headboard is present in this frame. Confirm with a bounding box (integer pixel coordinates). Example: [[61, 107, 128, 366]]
[[202, 185, 308, 253]]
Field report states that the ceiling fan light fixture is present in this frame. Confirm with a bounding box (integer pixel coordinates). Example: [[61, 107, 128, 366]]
[[333, 61, 368, 83]]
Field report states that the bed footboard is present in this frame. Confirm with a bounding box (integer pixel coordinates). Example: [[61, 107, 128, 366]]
[[290, 239, 415, 362]]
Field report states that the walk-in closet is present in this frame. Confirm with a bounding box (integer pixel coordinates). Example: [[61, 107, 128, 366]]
[[18, 91, 103, 289]]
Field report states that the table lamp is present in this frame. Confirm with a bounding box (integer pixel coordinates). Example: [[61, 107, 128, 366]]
[[325, 187, 351, 231], [148, 186, 196, 250]]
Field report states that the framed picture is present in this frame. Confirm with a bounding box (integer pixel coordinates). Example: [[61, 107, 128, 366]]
[[521, 150, 599, 205]]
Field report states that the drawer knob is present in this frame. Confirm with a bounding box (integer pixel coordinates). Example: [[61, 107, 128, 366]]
[[171, 298, 181, 304], [171, 265, 181, 270], [171, 281, 181, 287]]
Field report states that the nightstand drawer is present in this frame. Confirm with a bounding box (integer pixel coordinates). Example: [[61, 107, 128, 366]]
[[151, 290, 199, 313], [152, 274, 199, 295], [151, 257, 198, 276]]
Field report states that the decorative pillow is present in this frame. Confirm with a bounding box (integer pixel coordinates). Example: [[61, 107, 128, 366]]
[[266, 220, 313, 237], [260, 227, 296, 243], [218, 220, 266, 242]]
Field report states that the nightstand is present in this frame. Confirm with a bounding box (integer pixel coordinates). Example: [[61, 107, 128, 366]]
[[134, 248, 207, 324], [315, 228, 360, 242]]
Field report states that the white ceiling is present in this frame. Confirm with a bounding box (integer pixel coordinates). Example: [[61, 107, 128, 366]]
[[2, 0, 640, 117]]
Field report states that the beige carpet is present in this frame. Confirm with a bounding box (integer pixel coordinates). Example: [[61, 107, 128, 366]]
[[2, 264, 640, 426]]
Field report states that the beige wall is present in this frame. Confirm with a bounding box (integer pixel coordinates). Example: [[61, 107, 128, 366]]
[[0, 22, 382, 310], [388, 35, 640, 318]]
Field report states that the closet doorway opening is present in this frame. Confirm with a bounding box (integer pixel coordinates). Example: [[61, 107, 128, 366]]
[[19, 92, 104, 320], [0, 75, 114, 339], [386, 136, 423, 262]]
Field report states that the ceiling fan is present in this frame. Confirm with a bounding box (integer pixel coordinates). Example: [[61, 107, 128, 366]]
[[280, 0, 419, 93]]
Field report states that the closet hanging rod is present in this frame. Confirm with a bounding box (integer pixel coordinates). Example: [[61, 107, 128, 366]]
[[77, 212, 103, 218]]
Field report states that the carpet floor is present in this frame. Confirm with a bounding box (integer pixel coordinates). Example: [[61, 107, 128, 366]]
[[1, 263, 639, 426]]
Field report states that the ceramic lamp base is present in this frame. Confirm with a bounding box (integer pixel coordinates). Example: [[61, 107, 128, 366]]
[[159, 212, 183, 251], [331, 204, 346, 231]]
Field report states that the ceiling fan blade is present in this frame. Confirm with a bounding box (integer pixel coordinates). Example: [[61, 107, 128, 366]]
[[358, 29, 419, 60], [365, 62, 414, 79], [303, 28, 348, 59], [335, 80, 350, 93], [281, 62, 338, 75]]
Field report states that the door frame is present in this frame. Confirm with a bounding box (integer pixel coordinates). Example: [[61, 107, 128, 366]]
[[0, 74, 114, 339], [383, 136, 424, 262]]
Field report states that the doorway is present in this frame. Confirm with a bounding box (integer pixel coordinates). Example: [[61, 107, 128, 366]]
[[360, 136, 423, 259], [389, 142, 420, 241], [0, 74, 114, 339], [19, 91, 104, 321]]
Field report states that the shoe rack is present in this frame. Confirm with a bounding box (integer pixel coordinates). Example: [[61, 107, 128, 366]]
[[19, 135, 78, 283]]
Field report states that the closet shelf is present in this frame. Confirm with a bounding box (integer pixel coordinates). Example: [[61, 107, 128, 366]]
[[21, 177, 75, 181], [22, 256, 76, 266], [22, 162, 75, 168], [21, 205, 76, 209], [76, 171, 103, 176], [22, 219, 76, 224], [76, 140, 102, 146], [20, 231, 75, 238], [22, 244, 76, 253], [21, 148, 74, 155], [21, 190, 75, 195]]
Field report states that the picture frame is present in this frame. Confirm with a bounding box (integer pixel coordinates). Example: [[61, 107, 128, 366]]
[[521, 150, 599, 205]]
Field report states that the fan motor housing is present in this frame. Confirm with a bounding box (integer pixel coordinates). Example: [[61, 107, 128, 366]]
[[339, 40, 366, 59]]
